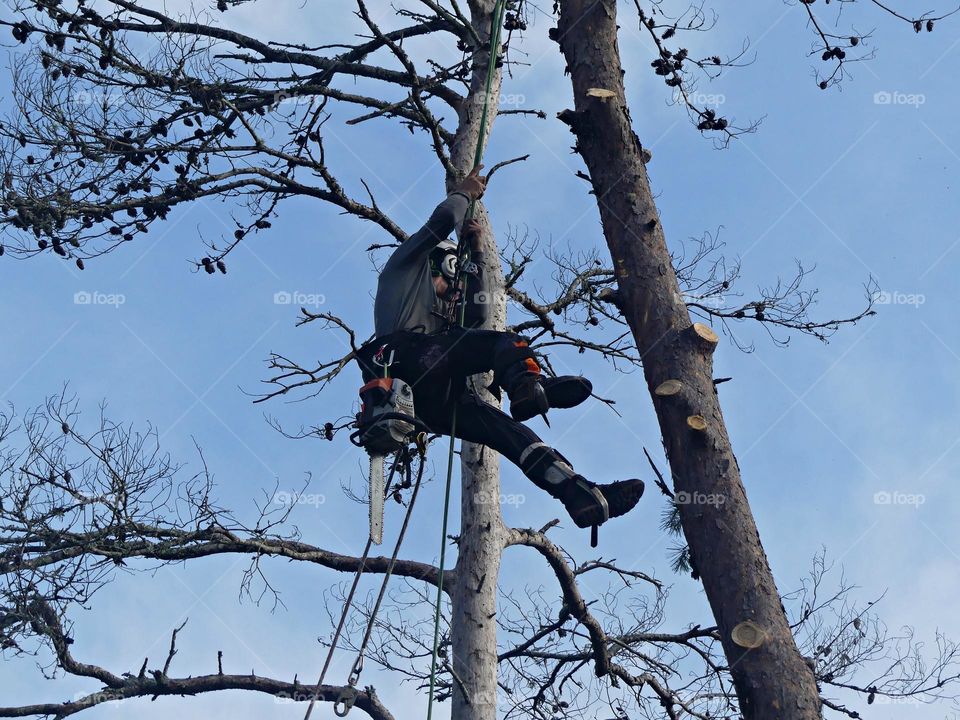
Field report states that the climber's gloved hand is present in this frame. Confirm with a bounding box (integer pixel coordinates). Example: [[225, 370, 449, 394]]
[[454, 164, 486, 200], [463, 218, 484, 251]]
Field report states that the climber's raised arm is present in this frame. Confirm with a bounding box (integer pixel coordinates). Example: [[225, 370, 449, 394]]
[[388, 166, 487, 269]]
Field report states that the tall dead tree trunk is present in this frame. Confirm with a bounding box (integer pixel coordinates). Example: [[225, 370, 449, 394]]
[[446, 3, 505, 719], [555, 1, 822, 718]]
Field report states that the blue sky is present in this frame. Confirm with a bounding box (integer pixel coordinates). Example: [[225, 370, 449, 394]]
[[2, 1, 960, 718]]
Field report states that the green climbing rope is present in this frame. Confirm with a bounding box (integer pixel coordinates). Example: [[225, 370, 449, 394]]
[[426, 2, 509, 718]]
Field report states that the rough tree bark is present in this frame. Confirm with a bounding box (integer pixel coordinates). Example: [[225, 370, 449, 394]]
[[446, 3, 506, 719], [555, 1, 822, 718]]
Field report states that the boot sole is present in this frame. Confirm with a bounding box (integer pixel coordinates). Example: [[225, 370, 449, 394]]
[[607, 479, 646, 519], [543, 376, 592, 409]]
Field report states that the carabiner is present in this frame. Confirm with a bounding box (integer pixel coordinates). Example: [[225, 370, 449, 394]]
[[372, 345, 395, 369]]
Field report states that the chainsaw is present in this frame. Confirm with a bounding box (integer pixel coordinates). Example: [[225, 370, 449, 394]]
[[354, 372, 417, 544]]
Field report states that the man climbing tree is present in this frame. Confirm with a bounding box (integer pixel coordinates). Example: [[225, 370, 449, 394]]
[[1, 2, 959, 720], [356, 164, 645, 533]]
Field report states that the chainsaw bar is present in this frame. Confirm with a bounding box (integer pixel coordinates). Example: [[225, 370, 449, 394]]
[[369, 453, 386, 545]]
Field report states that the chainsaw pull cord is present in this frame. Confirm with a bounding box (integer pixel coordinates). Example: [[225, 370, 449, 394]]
[[427, 2, 508, 719]]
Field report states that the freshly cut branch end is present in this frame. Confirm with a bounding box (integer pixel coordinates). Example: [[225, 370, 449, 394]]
[[731, 620, 768, 649], [686, 415, 708, 432], [585, 87, 617, 99], [690, 322, 719, 350], [654, 379, 683, 397]]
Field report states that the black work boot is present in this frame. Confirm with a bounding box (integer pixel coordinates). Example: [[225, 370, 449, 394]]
[[508, 378, 548, 422], [559, 475, 645, 528], [509, 376, 593, 422]]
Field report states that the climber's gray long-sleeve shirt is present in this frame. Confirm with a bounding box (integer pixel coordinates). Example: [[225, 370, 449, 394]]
[[374, 193, 487, 336]]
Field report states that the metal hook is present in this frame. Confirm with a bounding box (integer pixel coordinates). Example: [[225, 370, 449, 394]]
[[333, 687, 358, 717]]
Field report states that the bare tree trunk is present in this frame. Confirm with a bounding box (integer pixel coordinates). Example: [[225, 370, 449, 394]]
[[555, 1, 822, 718], [446, 3, 505, 720]]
